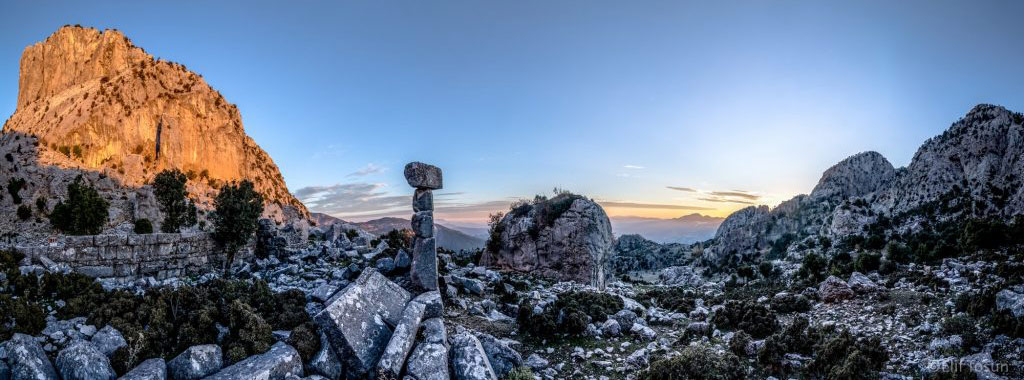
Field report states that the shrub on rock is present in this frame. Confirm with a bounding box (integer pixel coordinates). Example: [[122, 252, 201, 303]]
[[639, 345, 745, 380], [287, 321, 321, 363], [711, 299, 778, 339]]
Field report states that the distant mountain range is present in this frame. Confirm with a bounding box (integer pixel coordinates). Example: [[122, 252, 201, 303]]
[[610, 213, 724, 244], [311, 213, 485, 252]]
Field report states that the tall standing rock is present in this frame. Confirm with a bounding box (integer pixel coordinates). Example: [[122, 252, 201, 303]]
[[405, 162, 442, 292]]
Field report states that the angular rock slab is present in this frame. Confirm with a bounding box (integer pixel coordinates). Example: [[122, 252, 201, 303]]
[[55, 340, 117, 380], [314, 269, 412, 378], [421, 318, 447, 346], [377, 301, 426, 379], [404, 342, 449, 380], [451, 332, 498, 380], [411, 211, 434, 238], [204, 342, 302, 380], [477, 333, 522, 379], [404, 162, 443, 190], [308, 332, 343, 380], [119, 358, 167, 380], [411, 237, 439, 291], [412, 189, 433, 212], [167, 344, 223, 380], [4, 333, 58, 380], [412, 291, 444, 319]]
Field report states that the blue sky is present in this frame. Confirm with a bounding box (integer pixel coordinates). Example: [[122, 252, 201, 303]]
[[3, 1, 1024, 223]]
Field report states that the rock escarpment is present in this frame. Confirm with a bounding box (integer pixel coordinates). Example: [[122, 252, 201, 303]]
[[1, 26, 308, 229], [480, 193, 613, 288], [704, 104, 1024, 267]]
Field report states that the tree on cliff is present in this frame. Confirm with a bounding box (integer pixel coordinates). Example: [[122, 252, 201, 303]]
[[50, 176, 109, 235], [152, 169, 198, 233], [212, 180, 264, 274]]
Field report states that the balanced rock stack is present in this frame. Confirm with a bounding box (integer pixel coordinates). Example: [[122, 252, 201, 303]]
[[405, 162, 443, 292]]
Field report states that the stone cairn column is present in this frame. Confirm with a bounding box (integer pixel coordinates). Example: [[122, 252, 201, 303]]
[[404, 162, 442, 292]]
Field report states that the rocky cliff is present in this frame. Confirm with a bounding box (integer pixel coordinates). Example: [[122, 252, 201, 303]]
[[704, 104, 1024, 268], [479, 193, 613, 288], [1, 26, 307, 226]]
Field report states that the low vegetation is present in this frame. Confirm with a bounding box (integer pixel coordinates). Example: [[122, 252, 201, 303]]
[[517, 291, 623, 337], [639, 345, 745, 380]]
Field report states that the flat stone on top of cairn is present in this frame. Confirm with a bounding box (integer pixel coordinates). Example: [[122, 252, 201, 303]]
[[405, 161, 442, 292], [404, 162, 443, 190]]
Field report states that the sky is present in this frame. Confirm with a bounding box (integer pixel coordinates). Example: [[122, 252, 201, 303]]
[[3, 1, 1024, 224]]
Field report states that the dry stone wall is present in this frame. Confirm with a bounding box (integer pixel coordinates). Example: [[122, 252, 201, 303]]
[[11, 232, 237, 280]]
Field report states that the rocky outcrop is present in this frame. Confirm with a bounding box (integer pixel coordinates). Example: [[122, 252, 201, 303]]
[[0, 26, 308, 234], [119, 358, 166, 380], [3, 333, 59, 380], [884, 104, 1024, 216], [480, 193, 613, 288], [204, 342, 302, 380], [810, 151, 895, 200]]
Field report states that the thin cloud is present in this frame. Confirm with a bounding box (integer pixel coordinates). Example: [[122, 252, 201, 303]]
[[346, 163, 385, 177], [666, 186, 697, 192], [623, 165, 645, 170], [599, 201, 714, 211], [709, 191, 760, 200], [699, 197, 755, 205], [296, 183, 511, 222]]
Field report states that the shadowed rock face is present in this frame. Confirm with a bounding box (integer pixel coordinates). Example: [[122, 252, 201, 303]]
[[2, 26, 307, 221], [480, 194, 613, 288]]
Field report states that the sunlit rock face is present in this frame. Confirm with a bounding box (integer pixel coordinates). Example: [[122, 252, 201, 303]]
[[2, 26, 308, 221], [480, 194, 613, 288], [810, 151, 895, 201]]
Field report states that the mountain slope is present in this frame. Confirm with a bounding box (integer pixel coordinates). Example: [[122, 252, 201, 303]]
[[1, 26, 307, 221], [610, 213, 723, 244], [316, 215, 486, 252]]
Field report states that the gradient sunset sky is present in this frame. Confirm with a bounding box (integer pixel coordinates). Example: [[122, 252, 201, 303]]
[[3, 1, 1024, 223]]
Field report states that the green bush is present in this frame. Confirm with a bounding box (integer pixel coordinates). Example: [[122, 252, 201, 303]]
[[798, 252, 828, 283], [808, 330, 888, 380], [711, 299, 778, 339], [50, 176, 109, 235], [640, 345, 745, 380], [504, 366, 535, 380], [16, 204, 31, 220], [153, 169, 198, 233], [287, 321, 321, 363], [637, 287, 696, 313], [211, 180, 264, 273], [485, 212, 505, 255], [7, 178, 26, 204], [35, 196, 46, 212], [0, 294, 46, 340], [854, 252, 881, 273], [518, 291, 623, 338], [728, 330, 751, 357], [133, 218, 153, 234], [225, 300, 272, 364]]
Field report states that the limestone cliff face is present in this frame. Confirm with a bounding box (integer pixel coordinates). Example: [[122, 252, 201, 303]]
[[2, 26, 307, 220], [810, 151, 895, 201], [480, 194, 613, 288]]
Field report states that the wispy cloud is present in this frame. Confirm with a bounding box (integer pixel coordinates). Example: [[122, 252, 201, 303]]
[[623, 165, 645, 170], [699, 197, 755, 205], [666, 186, 697, 192], [709, 191, 759, 200], [295, 183, 510, 222], [347, 163, 385, 177], [599, 201, 714, 211]]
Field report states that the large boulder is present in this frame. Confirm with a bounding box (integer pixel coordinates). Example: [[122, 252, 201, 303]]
[[91, 325, 127, 357], [313, 269, 411, 378], [479, 193, 612, 287], [450, 333, 498, 380], [819, 276, 855, 303], [119, 358, 167, 380], [166, 344, 222, 380], [204, 342, 302, 380], [55, 340, 116, 380], [3, 333, 58, 380]]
